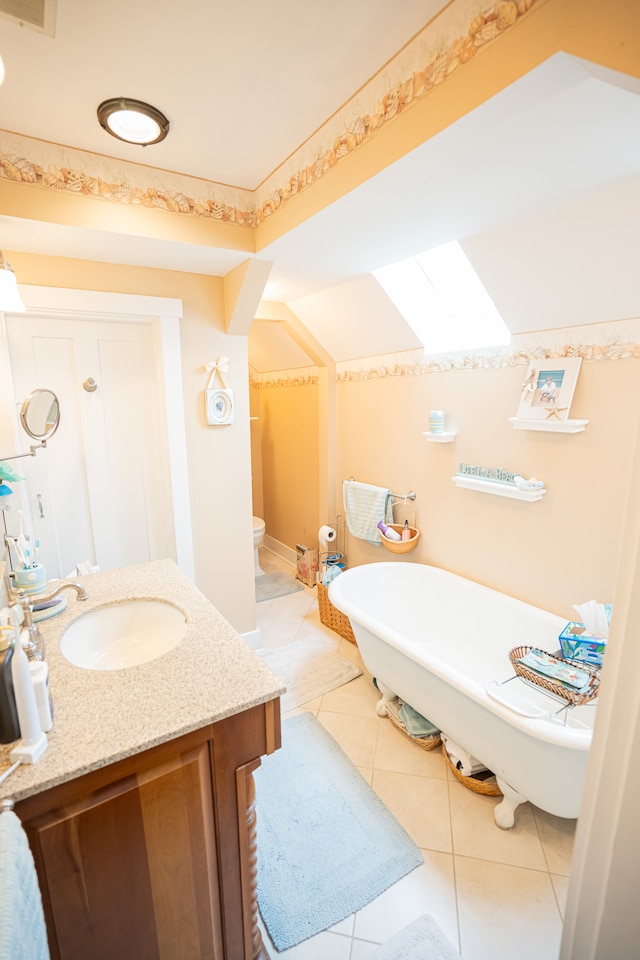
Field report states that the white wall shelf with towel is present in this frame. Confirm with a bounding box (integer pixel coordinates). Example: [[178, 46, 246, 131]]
[[452, 475, 547, 502], [508, 417, 589, 433], [422, 431, 456, 443]]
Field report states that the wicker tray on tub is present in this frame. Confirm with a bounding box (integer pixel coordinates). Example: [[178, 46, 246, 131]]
[[508, 646, 601, 707]]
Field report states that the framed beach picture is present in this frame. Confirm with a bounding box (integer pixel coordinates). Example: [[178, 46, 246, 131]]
[[516, 357, 582, 421]]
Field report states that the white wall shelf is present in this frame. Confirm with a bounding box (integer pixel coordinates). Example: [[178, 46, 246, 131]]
[[423, 431, 456, 443], [452, 475, 546, 502], [508, 417, 589, 434]]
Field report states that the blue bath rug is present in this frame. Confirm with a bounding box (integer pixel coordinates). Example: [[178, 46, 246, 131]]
[[254, 711, 424, 951]]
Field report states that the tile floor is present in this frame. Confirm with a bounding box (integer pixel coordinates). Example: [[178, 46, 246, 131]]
[[254, 550, 575, 960]]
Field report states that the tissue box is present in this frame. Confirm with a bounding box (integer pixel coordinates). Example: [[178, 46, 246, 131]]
[[559, 622, 607, 665]]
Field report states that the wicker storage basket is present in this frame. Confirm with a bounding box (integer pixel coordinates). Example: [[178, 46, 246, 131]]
[[317, 583, 356, 644], [441, 742, 503, 796], [386, 708, 441, 751], [508, 646, 601, 706], [380, 525, 420, 555]]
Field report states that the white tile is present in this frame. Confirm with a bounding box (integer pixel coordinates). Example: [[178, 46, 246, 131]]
[[455, 855, 563, 960], [551, 873, 570, 919], [353, 851, 459, 950], [257, 614, 305, 648], [375, 718, 448, 779], [338, 638, 368, 670], [330, 915, 355, 937], [320, 674, 379, 717], [532, 807, 576, 876], [372, 768, 452, 852], [295, 695, 323, 712], [449, 781, 547, 870], [350, 938, 382, 959], [268, 930, 353, 959], [317, 710, 380, 768]]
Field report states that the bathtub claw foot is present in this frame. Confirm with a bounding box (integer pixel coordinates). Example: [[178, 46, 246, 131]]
[[494, 778, 526, 829], [374, 680, 397, 718]]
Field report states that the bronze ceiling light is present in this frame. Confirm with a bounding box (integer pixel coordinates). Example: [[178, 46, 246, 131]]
[[97, 98, 170, 146]]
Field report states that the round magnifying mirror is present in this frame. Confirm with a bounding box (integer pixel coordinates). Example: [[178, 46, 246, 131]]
[[20, 389, 60, 441]]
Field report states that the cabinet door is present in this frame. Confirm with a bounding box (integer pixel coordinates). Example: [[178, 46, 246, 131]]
[[24, 740, 224, 960]]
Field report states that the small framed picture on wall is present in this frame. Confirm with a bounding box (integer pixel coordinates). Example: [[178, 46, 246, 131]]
[[516, 357, 582, 421]]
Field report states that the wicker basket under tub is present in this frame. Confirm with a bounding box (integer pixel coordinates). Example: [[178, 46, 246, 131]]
[[317, 583, 356, 644], [386, 709, 441, 751], [441, 743, 502, 796]]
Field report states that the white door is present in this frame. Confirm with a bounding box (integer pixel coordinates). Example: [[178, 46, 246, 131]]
[[6, 315, 174, 580]]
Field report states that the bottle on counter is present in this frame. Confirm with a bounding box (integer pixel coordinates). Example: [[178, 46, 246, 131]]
[[0, 627, 20, 744], [377, 520, 402, 541], [29, 660, 54, 733], [9, 625, 48, 764]]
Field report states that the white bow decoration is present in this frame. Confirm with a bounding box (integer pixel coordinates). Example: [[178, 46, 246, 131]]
[[204, 356, 229, 390]]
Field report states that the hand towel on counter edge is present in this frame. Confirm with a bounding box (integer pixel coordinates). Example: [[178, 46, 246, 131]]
[[0, 810, 50, 960], [342, 480, 392, 544]]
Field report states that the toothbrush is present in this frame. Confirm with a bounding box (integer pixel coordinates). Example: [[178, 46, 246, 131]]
[[6, 535, 26, 569], [17, 510, 30, 569]]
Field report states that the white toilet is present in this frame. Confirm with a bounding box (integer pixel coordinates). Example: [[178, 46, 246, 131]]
[[253, 516, 266, 576]]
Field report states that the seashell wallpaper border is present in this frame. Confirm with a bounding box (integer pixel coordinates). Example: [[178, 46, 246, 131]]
[[0, 0, 542, 229], [249, 318, 640, 388]]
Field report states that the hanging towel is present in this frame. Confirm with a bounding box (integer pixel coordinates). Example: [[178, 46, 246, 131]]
[[342, 480, 392, 544], [0, 810, 50, 960]]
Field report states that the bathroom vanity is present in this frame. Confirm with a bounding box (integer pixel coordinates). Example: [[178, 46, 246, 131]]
[[0, 559, 284, 960]]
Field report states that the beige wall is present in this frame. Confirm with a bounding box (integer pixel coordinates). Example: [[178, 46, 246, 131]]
[[335, 344, 639, 617], [3, 253, 257, 634], [254, 376, 320, 552], [250, 382, 264, 520]]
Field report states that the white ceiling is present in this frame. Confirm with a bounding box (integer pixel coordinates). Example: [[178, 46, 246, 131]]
[[1, 3, 640, 372], [0, 0, 443, 189]]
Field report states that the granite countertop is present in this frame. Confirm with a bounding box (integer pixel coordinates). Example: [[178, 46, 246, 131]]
[[0, 558, 284, 802]]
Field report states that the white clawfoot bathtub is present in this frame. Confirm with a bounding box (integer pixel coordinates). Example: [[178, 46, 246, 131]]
[[329, 562, 596, 828]]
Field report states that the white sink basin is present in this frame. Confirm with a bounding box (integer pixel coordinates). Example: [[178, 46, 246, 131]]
[[60, 600, 187, 670]]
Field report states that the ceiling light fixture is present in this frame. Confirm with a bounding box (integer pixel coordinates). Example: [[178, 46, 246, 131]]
[[0, 253, 26, 313], [97, 98, 170, 146]]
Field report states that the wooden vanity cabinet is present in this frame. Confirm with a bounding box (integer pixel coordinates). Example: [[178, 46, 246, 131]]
[[15, 699, 280, 960]]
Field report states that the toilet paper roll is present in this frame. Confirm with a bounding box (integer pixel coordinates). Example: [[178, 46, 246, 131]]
[[318, 525, 337, 547]]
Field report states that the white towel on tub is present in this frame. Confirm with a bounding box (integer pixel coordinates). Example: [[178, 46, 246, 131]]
[[342, 480, 392, 544], [0, 810, 50, 960]]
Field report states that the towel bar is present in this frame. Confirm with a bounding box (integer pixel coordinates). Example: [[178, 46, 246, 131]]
[[0, 798, 15, 812], [346, 478, 416, 502]]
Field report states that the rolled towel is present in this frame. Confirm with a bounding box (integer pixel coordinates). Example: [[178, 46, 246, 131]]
[[442, 736, 487, 777]]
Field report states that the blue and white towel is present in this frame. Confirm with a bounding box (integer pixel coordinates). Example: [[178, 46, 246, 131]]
[[0, 810, 50, 960], [343, 480, 392, 544]]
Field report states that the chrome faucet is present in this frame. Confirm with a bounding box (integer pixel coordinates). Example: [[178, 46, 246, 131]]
[[14, 580, 89, 660]]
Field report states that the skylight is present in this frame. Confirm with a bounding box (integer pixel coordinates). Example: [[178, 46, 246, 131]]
[[373, 241, 511, 355]]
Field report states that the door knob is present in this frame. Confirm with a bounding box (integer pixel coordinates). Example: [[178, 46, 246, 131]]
[[83, 378, 98, 393]]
